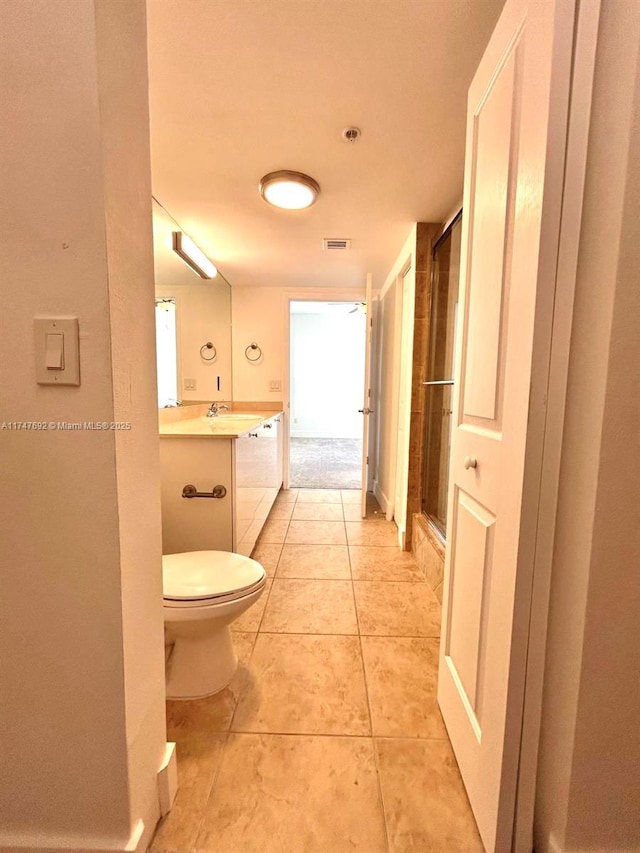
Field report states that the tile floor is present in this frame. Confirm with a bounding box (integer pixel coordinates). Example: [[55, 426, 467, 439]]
[[152, 489, 482, 853]]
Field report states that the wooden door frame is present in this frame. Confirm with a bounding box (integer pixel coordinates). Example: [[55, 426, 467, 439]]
[[374, 259, 411, 522], [366, 293, 380, 495], [393, 262, 415, 545], [513, 0, 602, 847], [360, 274, 373, 518], [281, 286, 367, 490]]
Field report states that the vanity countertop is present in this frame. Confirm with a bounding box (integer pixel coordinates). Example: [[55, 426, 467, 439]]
[[159, 410, 283, 439]]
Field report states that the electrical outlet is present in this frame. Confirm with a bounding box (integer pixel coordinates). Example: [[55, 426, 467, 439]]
[[269, 379, 281, 392], [183, 377, 196, 391]]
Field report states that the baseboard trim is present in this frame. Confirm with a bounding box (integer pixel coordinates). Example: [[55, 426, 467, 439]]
[[373, 481, 394, 520], [0, 819, 145, 853], [157, 742, 178, 817], [534, 831, 627, 853], [124, 821, 145, 852], [535, 833, 563, 853]]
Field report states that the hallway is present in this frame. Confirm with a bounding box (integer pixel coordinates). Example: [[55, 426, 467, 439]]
[[152, 489, 482, 852], [288, 438, 362, 489]]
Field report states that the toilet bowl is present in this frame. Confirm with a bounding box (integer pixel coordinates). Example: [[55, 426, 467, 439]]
[[162, 550, 266, 699]]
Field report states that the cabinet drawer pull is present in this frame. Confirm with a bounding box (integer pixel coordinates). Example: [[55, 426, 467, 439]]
[[264, 423, 272, 429], [182, 484, 227, 499]]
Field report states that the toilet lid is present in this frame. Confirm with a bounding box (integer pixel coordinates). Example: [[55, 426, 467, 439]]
[[162, 550, 266, 601]]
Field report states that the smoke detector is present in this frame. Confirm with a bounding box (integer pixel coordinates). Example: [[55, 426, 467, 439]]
[[342, 127, 361, 143]]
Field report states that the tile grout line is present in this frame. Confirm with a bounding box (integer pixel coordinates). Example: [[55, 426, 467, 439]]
[[254, 504, 295, 633], [236, 624, 440, 641], [227, 489, 405, 852], [170, 494, 304, 849], [373, 735, 392, 853], [226, 630, 260, 740], [189, 729, 233, 851], [230, 491, 300, 734], [250, 486, 301, 639], [240, 629, 442, 640], [271, 538, 285, 581], [345, 509, 392, 853], [254, 565, 431, 582], [217, 729, 450, 741]]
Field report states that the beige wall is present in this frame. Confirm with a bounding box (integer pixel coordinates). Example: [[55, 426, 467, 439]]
[[535, 2, 640, 850], [231, 287, 286, 402], [0, 2, 165, 849], [95, 2, 167, 843]]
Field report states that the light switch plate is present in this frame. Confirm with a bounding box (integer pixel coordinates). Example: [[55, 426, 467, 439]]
[[269, 379, 281, 392], [34, 317, 80, 385], [183, 377, 196, 391]]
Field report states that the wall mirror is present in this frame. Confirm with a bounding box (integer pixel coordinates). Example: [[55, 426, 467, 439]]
[[152, 198, 232, 407]]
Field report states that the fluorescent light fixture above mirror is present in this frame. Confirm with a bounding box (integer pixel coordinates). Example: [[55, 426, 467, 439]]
[[172, 231, 217, 279], [259, 171, 320, 210]]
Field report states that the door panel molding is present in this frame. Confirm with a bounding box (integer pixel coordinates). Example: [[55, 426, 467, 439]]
[[445, 486, 496, 731], [437, 0, 579, 849]]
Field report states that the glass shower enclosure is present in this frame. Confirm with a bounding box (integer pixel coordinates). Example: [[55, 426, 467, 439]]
[[421, 212, 462, 538]]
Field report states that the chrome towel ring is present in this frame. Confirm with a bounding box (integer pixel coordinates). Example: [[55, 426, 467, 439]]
[[200, 342, 217, 361], [245, 342, 262, 362]]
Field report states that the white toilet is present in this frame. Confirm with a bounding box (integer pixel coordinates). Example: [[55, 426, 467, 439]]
[[162, 550, 266, 699]]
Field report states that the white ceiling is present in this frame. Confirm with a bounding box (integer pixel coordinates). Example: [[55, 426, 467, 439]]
[[147, 0, 504, 290]]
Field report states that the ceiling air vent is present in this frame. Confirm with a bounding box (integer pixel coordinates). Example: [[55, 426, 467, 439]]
[[322, 238, 351, 251]]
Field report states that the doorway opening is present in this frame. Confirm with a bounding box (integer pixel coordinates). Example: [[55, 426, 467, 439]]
[[288, 300, 366, 488], [155, 297, 178, 407]]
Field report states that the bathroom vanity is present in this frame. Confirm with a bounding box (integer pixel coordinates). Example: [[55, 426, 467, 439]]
[[159, 409, 284, 556]]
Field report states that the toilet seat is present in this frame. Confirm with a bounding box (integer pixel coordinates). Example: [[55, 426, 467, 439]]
[[162, 550, 266, 606]]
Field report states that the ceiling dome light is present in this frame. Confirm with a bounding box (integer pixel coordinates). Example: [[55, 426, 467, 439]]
[[259, 170, 320, 210]]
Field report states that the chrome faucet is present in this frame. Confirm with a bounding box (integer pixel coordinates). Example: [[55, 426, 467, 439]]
[[206, 401, 230, 417]]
